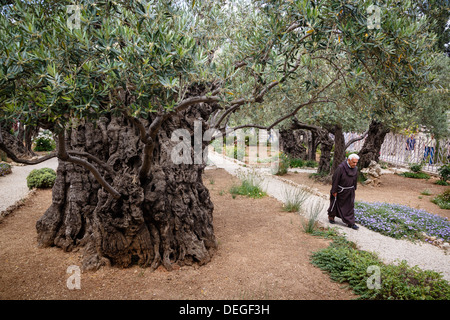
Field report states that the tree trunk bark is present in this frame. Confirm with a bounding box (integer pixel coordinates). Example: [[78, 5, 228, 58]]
[[358, 120, 390, 169], [279, 128, 307, 160], [0, 122, 35, 159], [307, 130, 318, 161], [24, 125, 38, 154], [317, 129, 334, 175], [36, 106, 217, 271], [328, 124, 346, 175], [285, 119, 332, 175]]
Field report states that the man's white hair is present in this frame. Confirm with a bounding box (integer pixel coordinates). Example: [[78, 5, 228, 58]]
[[348, 153, 360, 160]]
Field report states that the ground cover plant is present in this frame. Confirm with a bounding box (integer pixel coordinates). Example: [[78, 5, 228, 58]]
[[437, 164, 450, 186], [311, 230, 450, 300], [432, 189, 450, 210], [354, 201, 450, 243], [400, 162, 430, 180], [229, 171, 267, 199]]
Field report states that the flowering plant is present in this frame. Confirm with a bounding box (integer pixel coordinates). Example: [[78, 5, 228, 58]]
[[355, 201, 450, 243], [0, 162, 12, 176]]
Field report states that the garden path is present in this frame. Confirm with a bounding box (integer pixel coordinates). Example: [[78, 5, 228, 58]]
[[0, 158, 58, 214], [208, 151, 450, 281]]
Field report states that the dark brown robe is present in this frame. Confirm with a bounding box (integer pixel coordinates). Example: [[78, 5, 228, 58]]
[[327, 160, 358, 226]]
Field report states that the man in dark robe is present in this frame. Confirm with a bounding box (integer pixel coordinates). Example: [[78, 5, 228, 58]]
[[327, 154, 359, 230]]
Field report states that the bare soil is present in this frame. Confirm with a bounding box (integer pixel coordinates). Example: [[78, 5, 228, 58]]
[[0, 168, 356, 300], [0, 167, 448, 300]]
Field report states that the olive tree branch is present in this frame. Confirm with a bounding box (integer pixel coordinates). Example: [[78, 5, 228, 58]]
[[57, 131, 121, 200]]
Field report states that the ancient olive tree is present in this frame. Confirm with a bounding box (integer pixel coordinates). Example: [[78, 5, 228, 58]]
[[0, 0, 435, 271]]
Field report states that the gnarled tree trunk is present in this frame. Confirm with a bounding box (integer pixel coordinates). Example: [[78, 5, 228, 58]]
[[283, 119, 333, 175], [358, 120, 390, 169], [327, 124, 346, 175], [0, 122, 36, 159], [316, 128, 334, 175], [279, 128, 307, 160], [36, 105, 217, 271]]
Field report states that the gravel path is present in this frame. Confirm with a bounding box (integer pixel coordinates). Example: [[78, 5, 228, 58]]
[[0, 158, 58, 214], [209, 151, 450, 282]]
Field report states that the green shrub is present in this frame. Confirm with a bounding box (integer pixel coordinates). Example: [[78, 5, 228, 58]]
[[311, 233, 450, 300], [432, 189, 450, 210], [225, 145, 245, 161], [26, 168, 56, 189], [436, 179, 449, 186], [409, 162, 424, 173], [288, 157, 305, 168], [273, 153, 289, 176], [33, 130, 56, 152], [0, 150, 7, 162], [0, 162, 12, 176], [304, 160, 318, 168], [437, 163, 450, 183], [401, 162, 430, 179]]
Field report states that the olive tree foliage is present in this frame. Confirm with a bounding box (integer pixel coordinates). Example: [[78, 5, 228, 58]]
[[1, 0, 436, 168], [220, 0, 437, 174], [0, 0, 437, 270], [222, 0, 435, 127], [412, 53, 450, 139]]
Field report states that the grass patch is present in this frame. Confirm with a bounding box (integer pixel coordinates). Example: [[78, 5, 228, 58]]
[[400, 162, 431, 180], [311, 230, 450, 300], [436, 180, 449, 186], [301, 200, 324, 234], [354, 201, 450, 242], [400, 172, 431, 180], [281, 186, 309, 212], [229, 170, 266, 199]]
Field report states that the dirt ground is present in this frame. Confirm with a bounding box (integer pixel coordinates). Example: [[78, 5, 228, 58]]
[[0, 167, 448, 300], [0, 168, 357, 300]]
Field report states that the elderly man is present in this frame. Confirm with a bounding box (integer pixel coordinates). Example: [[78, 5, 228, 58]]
[[327, 153, 360, 230]]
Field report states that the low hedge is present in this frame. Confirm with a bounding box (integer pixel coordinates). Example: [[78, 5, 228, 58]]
[[26, 167, 56, 189]]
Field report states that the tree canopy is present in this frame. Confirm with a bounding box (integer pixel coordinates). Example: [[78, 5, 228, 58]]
[[0, 0, 442, 190]]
